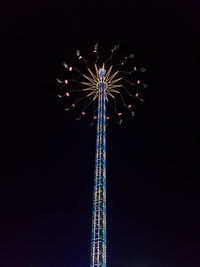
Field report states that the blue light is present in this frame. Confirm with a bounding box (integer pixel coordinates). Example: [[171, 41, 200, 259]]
[[98, 68, 106, 77]]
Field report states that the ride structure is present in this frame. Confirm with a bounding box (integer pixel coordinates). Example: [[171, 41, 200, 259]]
[[91, 74, 107, 267], [57, 44, 146, 267]]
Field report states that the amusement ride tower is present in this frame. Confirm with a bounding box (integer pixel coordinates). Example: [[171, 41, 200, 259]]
[[57, 44, 146, 267], [91, 68, 107, 267]]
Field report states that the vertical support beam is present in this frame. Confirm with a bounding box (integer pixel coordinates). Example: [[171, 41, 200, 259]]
[[90, 82, 107, 267]]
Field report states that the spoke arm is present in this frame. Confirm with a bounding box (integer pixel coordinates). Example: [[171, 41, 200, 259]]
[[104, 66, 113, 81], [107, 77, 123, 85], [88, 68, 98, 82], [106, 71, 119, 83], [108, 84, 123, 89], [83, 74, 96, 84]]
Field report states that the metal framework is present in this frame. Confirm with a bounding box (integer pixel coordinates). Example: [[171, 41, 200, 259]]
[[91, 79, 107, 267]]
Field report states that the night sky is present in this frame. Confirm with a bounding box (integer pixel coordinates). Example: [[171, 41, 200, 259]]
[[1, 0, 200, 266]]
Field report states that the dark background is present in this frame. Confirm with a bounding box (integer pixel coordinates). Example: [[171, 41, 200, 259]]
[[0, 0, 200, 266]]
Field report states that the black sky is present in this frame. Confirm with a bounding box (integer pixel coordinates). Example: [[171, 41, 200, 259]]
[[0, 0, 200, 266]]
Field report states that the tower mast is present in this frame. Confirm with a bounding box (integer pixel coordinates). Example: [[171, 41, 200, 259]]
[[91, 69, 107, 267]]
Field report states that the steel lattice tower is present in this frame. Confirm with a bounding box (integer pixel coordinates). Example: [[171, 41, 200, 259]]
[[57, 44, 146, 267], [91, 77, 107, 267]]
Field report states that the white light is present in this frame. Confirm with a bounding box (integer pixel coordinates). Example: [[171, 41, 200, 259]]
[[56, 78, 62, 83], [63, 62, 68, 68], [140, 67, 146, 72], [76, 50, 80, 57]]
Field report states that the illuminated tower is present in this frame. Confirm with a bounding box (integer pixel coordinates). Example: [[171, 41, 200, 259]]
[[91, 68, 107, 267], [56, 44, 146, 267]]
